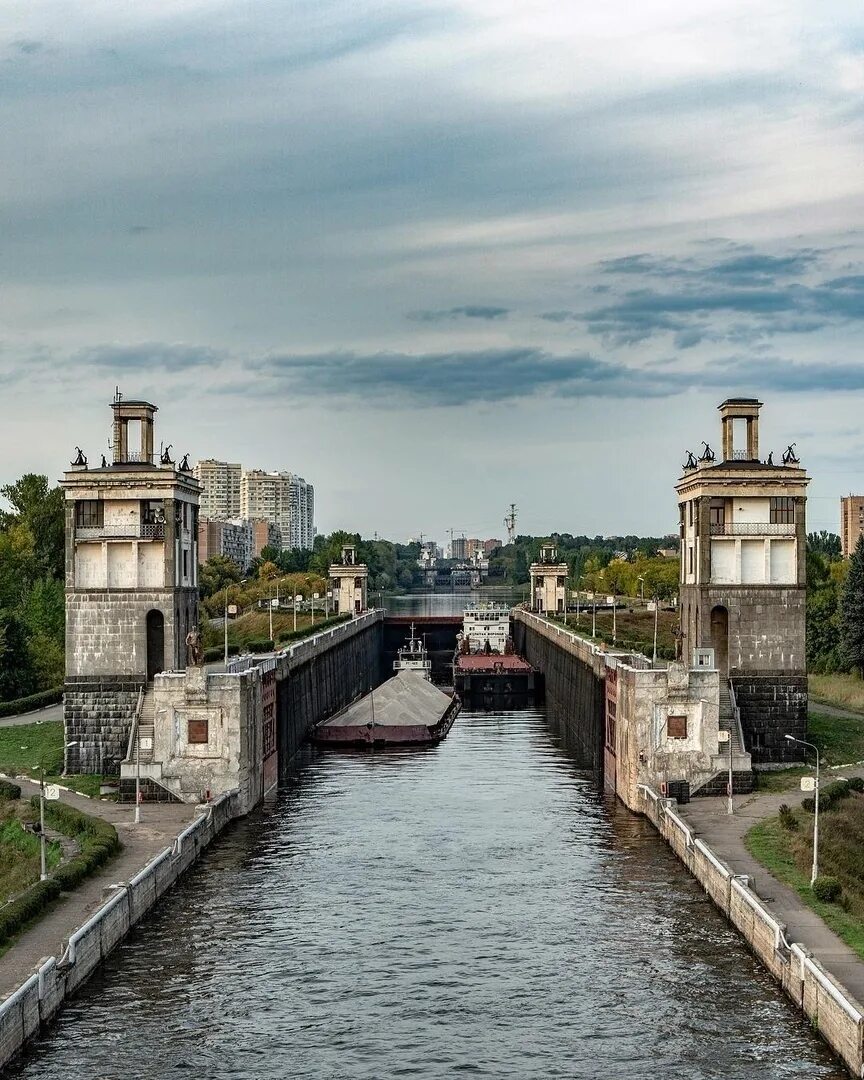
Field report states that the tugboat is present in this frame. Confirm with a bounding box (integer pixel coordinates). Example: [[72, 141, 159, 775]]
[[393, 623, 432, 680], [453, 603, 537, 705]]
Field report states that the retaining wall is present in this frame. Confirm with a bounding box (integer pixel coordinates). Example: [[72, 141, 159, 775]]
[[0, 790, 240, 1071], [639, 784, 864, 1077]]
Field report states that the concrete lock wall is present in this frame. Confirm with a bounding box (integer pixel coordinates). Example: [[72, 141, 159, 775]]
[[276, 612, 384, 769], [0, 790, 242, 1072], [638, 784, 864, 1077], [512, 612, 606, 776]]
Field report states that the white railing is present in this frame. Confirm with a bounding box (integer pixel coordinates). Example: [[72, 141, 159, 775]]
[[728, 679, 747, 753], [75, 523, 165, 540], [124, 687, 144, 763], [710, 522, 795, 536]]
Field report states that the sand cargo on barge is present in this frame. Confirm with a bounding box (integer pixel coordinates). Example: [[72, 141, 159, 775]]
[[311, 670, 461, 747]]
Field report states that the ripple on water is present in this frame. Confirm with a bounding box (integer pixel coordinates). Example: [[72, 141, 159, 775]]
[[6, 709, 848, 1080]]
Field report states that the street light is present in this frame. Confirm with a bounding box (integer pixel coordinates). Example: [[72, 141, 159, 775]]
[[223, 578, 248, 670], [786, 734, 820, 885], [34, 742, 77, 878], [293, 593, 303, 633]]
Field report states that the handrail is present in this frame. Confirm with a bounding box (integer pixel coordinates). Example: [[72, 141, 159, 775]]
[[124, 686, 145, 762], [727, 679, 747, 754]]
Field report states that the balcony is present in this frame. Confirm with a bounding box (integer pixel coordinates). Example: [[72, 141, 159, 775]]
[[75, 523, 165, 541], [709, 522, 795, 536]]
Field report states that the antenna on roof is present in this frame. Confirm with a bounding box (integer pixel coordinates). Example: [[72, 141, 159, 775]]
[[113, 385, 122, 404], [504, 503, 517, 545]]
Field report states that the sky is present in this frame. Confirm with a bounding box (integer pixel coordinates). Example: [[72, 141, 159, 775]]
[[1, 0, 863, 542]]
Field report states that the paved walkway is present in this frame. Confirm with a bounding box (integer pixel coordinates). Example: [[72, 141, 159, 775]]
[[681, 773, 864, 1006], [0, 704, 62, 729], [0, 779, 195, 998], [809, 700, 864, 721]]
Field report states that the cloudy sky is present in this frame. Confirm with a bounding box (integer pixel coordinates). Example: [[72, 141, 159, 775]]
[[2, 0, 863, 541]]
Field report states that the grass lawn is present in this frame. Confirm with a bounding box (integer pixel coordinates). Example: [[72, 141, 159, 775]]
[[548, 608, 678, 658], [809, 673, 864, 714], [223, 609, 349, 650], [0, 799, 61, 902], [746, 802, 864, 960], [809, 711, 864, 765], [0, 721, 106, 798]]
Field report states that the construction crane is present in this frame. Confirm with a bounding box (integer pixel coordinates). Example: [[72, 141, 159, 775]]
[[503, 503, 517, 545]]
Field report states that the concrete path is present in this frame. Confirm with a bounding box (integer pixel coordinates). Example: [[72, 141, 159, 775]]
[[0, 704, 62, 729], [809, 700, 864, 721], [0, 779, 195, 998], [681, 776, 864, 1005]]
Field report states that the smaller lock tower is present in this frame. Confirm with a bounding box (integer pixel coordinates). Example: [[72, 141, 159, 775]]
[[329, 543, 368, 616], [61, 395, 201, 774], [529, 542, 569, 615]]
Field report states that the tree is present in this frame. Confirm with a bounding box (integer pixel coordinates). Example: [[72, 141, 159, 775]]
[[0, 474, 64, 579], [807, 531, 842, 559], [199, 554, 242, 599], [841, 533, 864, 678]]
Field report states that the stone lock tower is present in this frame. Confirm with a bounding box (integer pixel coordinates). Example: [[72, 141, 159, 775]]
[[529, 543, 569, 615], [676, 398, 809, 763], [61, 397, 201, 774], [329, 544, 368, 616]]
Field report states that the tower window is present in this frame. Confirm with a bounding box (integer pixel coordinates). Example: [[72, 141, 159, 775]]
[[75, 500, 103, 528], [770, 497, 795, 524]]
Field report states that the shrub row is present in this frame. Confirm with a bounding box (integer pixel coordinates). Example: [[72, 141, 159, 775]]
[[0, 687, 63, 719], [247, 639, 275, 654], [202, 645, 240, 663], [0, 803, 121, 946], [813, 876, 843, 903], [275, 613, 352, 645], [801, 777, 863, 814], [0, 779, 22, 801]]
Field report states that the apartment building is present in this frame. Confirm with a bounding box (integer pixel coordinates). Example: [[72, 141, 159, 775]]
[[240, 470, 315, 551], [193, 460, 242, 519], [841, 495, 864, 558]]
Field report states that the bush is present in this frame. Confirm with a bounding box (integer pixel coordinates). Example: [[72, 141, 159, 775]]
[[823, 780, 851, 803], [847, 776, 864, 793], [275, 613, 352, 645], [202, 645, 239, 663], [801, 796, 824, 813], [813, 876, 843, 903], [0, 779, 22, 801], [778, 804, 798, 831], [0, 687, 63, 719], [247, 639, 275, 654], [0, 802, 121, 946]]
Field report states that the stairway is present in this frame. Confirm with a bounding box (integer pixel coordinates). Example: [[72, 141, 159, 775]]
[[719, 683, 744, 754], [135, 687, 156, 763]]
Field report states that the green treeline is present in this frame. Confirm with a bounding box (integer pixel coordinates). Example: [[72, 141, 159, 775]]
[[807, 530, 864, 676], [0, 475, 65, 701]]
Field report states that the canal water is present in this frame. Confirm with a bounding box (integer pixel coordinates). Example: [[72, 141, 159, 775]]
[[8, 710, 843, 1078]]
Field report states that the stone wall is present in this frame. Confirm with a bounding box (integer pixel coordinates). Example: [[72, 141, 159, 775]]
[[64, 675, 145, 774], [639, 785, 864, 1078], [0, 790, 241, 1072], [733, 674, 807, 764]]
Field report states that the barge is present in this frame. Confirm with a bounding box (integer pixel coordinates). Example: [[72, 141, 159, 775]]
[[311, 670, 461, 747], [453, 603, 538, 703]]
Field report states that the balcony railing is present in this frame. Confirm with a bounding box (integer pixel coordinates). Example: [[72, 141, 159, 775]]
[[710, 522, 795, 536], [75, 523, 165, 540]]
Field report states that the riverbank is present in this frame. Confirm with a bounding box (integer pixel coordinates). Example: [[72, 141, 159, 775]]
[[641, 784, 864, 1076], [0, 782, 240, 1070]]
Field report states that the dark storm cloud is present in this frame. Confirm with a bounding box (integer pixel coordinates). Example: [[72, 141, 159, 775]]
[[582, 250, 864, 345], [245, 348, 681, 406], [407, 306, 510, 322], [76, 343, 226, 370]]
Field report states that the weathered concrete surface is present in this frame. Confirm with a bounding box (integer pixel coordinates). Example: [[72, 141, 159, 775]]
[[641, 781, 864, 1077], [0, 781, 237, 1071]]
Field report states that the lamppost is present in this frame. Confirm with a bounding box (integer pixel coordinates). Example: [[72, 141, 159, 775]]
[[786, 734, 820, 885], [34, 743, 77, 877], [293, 593, 303, 633], [637, 575, 645, 604], [223, 578, 247, 670], [312, 592, 319, 625], [652, 594, 660, 666]]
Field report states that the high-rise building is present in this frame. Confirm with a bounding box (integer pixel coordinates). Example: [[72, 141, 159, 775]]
[[198, 518, 255, 570], [840, 496, 864, 558], [451, 536, 468, 560], [240, 470, 314, 551], [193, 459, 241, 519]]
